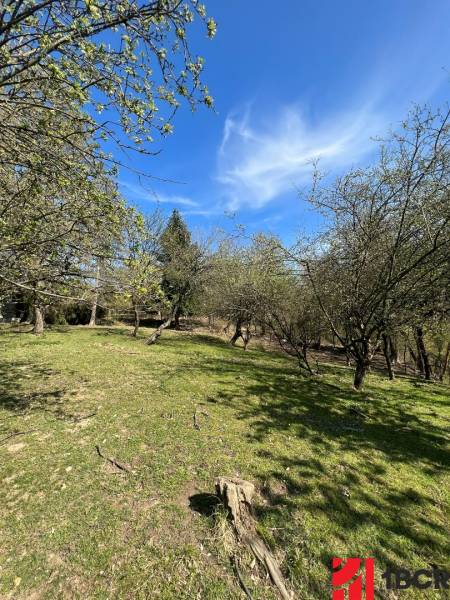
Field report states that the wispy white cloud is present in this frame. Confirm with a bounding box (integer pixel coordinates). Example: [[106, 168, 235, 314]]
[[216, 104, 386, 210], [154, 194, 199, 208], [119, 180, 199, 208], [180, 208, 222, 217]]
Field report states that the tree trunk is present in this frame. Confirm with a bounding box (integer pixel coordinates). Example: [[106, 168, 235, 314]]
[[389, 336, 399, 365], [230, 321, 242, 346], [414, 341, 424, 374], [88, 297, 97, 327], [301, 343, 313, 374], [33, 305, 44, 335], [215, 477, 292, 600], [242, 326, 251, 351], [415, 326, 432, 380], [145, 308, 176, 345], [132, 305, 140, 337], [409, 345, 419, 373], [353, 358, 369, 390], [439, 342, 450, 382], [88, 262, 100, 327], [171, 305, 181, 329], [382, 334, 395, 380]]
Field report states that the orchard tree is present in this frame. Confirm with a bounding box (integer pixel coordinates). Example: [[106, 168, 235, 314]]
[[205, 236, 279, 350], [1, 0, 216, 310], [261, 275, 324, 375], [1, 161, 126, 333], [301, 105, 450, 389], [207, 244, 257, 350], [121, 210, 166, 337], [0, 0, 216, 164]]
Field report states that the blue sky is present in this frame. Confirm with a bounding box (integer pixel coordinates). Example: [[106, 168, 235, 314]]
[[118, 0, 450, 242]]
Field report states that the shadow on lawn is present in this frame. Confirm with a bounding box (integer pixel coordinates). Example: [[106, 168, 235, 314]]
[[0, 360, 77, 419], [94, 327, 232, 349], [175, 338, 450, 586]]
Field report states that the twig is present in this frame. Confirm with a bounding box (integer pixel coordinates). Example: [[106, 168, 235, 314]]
[[193, 404, 209, 430], [73, 411, 97, 423], [231, 555, 254, 600], [0, 429, 39, 445], [95, 445, 131, 473], [349, 406, 368, 419]]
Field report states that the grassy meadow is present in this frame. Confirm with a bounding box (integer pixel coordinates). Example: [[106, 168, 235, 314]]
[[0, 325, 449, 599]]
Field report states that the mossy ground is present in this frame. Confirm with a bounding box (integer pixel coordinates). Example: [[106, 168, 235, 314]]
[[1, 326, 449, 598]]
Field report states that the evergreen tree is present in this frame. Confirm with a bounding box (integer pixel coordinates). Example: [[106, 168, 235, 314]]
[[159, 210, 200, 328]]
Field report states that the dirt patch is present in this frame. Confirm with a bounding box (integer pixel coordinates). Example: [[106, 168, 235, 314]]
[[11, 586, 47, 600], [6, 442, 25, 453], [47, 552, 65, 568]]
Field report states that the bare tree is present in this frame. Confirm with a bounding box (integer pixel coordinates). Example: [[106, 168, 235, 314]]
[[296, 106, 450, 389]]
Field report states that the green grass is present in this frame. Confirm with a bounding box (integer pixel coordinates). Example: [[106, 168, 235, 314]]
[[1, 326, 449, 599]]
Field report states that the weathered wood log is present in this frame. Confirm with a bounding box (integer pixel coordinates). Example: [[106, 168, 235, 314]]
[[216, 477, 293, 600]]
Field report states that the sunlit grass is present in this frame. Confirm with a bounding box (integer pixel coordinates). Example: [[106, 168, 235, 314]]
[[1, 326, 449, 598]]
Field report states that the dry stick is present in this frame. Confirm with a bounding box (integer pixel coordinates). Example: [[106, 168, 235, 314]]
[[73, 411, 97, 422], [349, 407, 368, 419], [0, 429, 39, 445], [193, 405, 209, 430], [95, 445, 131, 473], [193, 412, 201, 430], [231, 555, 254, 600]]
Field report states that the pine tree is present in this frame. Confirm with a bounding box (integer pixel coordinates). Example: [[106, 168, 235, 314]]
[[159, 210, 199, 328]]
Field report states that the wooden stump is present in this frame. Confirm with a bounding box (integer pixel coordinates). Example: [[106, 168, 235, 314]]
[[216, 477, 255, 527], [215, 477, 293, 600]]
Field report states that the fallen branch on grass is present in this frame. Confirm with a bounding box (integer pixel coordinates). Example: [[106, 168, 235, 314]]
[[231, 554, 254, 600], [348, 406, 368, 419], [73, 411, 97, 423], [193, 405, 209, 430], [95, 445, 131, 473], [216, 477, 293, 600], [0, 429, 39, 446]]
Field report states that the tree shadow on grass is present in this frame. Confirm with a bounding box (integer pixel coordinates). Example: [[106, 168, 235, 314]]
[[94, 327, 134, 338], [0, 360, 77, 420], [181, 346, 450, 589], [189, 492, 222, 517]]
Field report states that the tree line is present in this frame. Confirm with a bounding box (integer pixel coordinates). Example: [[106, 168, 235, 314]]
[[1, 2, 449, 390], [1, 1, 215, 333]]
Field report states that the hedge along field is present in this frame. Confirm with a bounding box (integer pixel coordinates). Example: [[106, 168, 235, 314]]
[[1, 326, 449, 599]]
